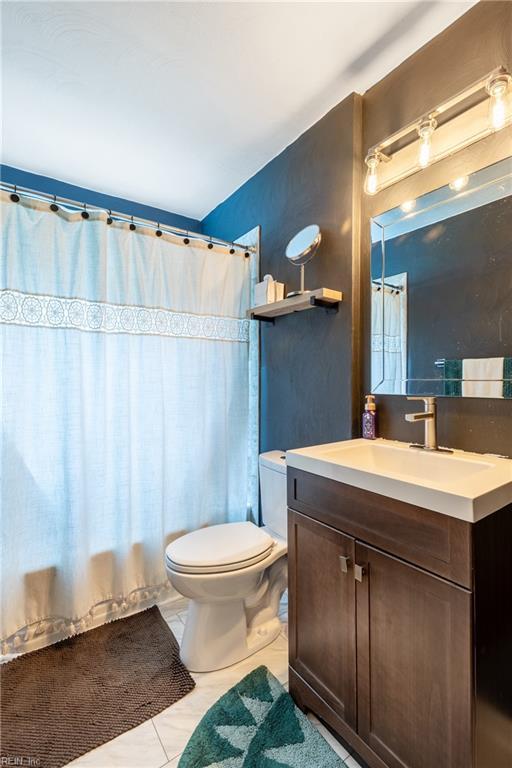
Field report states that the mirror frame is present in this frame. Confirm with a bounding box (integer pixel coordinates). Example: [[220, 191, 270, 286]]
[[285, 224, 322, 265]]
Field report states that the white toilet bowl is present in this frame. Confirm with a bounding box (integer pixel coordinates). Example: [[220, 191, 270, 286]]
[[164, 451, 287, 672]]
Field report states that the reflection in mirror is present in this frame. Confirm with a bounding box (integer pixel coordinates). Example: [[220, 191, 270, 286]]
[[371, 156, 512, 398], [371, 272, 408, 394]]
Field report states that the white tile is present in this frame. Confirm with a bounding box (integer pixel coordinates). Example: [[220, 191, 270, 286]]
[[278, 670, 289, 687], [250, 632, 288, 679], [66, 719, 168, 768], [152, 679, 222, 760], [153, 634, 288, 760], [166, 616, 184, 645], [157, 600, 186, 623], [159, 595, 188, 612], [307, 713, 350, 760], [192, 633, 289, 690], [344, 756, 364, 768], [157, 601, 186, 644]]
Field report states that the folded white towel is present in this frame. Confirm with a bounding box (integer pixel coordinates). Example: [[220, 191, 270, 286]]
[[462, 357, 504, 398]]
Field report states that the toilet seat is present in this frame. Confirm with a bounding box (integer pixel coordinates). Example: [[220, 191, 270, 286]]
[[165, 521, 275, 575]]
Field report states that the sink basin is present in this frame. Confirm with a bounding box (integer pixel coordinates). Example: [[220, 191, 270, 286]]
[[320, 441, 493, 484], [286, 438, 512, 522]]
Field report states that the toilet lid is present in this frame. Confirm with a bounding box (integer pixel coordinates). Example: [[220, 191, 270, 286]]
[[165, 522, 274, 574]]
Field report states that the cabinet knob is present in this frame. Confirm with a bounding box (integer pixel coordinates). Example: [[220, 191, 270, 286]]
[[354, 564, 366, 582], [339, 555, 351, 574]]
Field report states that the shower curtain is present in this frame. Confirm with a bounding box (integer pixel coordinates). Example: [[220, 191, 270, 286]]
[[0, 193, 258, 655], [371, 274, 408, 394]]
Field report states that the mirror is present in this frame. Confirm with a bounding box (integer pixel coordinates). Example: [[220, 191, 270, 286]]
[[285, 224, 321, 296], [371, 156, 512, 398]]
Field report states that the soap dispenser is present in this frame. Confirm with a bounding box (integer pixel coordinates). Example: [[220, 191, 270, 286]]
[[362, 395, 377, 440]]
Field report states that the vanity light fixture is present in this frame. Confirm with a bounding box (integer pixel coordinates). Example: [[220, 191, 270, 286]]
[[449, 176, 469, 192], [487, 72, 512, 131], [363, 65, 511, 195], [400, 199, 416, 213]]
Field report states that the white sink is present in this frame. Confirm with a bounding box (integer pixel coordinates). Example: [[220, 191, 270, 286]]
[[286, 438, 512, 522]]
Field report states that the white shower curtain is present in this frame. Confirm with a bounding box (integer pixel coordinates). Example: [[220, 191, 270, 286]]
[[0, 193, 258, 655], [371, 274, 408, 394]]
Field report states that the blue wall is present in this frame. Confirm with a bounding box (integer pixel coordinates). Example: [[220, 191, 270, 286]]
[[202, 95, 360, 453], [1, 165, 201, 232]]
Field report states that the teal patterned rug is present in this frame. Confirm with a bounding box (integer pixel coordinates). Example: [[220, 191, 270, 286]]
[[178, 665, 345, 767]]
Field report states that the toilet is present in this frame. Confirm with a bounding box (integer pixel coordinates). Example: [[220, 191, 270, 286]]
[[165, 451, 287, 672]]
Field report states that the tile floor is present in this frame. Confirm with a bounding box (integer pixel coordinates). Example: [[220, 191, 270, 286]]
[[67, 594, 363, 767]]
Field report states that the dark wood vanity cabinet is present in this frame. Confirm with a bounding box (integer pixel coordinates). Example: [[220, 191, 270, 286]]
[[355, 543, 472, 768], [288, 511, 357, 728], [287, 468, 512, 768]]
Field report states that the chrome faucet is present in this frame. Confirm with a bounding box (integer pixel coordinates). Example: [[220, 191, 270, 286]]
[[405, 396, 439, 451]]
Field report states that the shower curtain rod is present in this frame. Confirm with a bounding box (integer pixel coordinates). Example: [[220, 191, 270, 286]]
[[0, 181, 256, 255], [372, 279, 404, 292]]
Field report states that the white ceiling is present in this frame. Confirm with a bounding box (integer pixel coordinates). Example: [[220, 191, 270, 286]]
[[1, 1, 476, 220]]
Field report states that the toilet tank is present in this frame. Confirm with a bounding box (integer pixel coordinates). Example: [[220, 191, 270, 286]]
[[259, 451, 287, 540]]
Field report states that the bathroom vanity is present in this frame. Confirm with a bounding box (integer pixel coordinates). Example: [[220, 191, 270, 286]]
[[286, 439, 512, 768]]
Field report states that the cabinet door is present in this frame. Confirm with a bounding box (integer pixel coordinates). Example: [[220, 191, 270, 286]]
[[356, 543, 472, 768], [288, 509, 356, 728]]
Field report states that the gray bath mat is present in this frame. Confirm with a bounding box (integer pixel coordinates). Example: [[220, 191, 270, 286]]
[[0, 605, 195, 768]]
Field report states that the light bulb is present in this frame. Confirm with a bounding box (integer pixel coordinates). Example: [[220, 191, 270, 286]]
[[365, 166, 378, 195], [449, 176, 469, 192], [491, 92, 506, 129], [487, 74, 511, 131], [400, 199, 416, 213], [418, 136, 431, 168], [364, 152, 380, 196], [417, 117, 436, 169]]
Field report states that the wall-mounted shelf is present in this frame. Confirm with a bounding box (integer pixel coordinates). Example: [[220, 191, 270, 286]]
[[247, 287, 342, 323]]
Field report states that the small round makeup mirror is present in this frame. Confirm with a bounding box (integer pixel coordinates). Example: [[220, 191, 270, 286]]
[[285, 224, 321, 297]]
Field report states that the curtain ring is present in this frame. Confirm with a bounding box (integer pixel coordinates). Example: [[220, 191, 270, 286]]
[[207, 237, 214, 250], [50, 194, 59, 212], [81, 203, 89, 219], [106, 210, 113, 225], [229, 243, 235, 255], [129, 216, 136, 231], [156, 223, 162, 237], [10, 185, 20, 203], [183, 232, 190, 244]]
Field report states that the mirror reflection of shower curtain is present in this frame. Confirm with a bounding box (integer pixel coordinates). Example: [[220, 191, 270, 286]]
[[371, 273, 407, 394], [0, 193, 258, 656]]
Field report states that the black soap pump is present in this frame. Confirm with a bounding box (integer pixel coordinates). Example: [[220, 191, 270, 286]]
[[362, 395, 377, 440]]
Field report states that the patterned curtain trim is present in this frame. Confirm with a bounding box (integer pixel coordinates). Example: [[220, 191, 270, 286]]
[[0, 581, 173, 660], [0, 289, 250, 343], [371, 334, 403, 353]]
